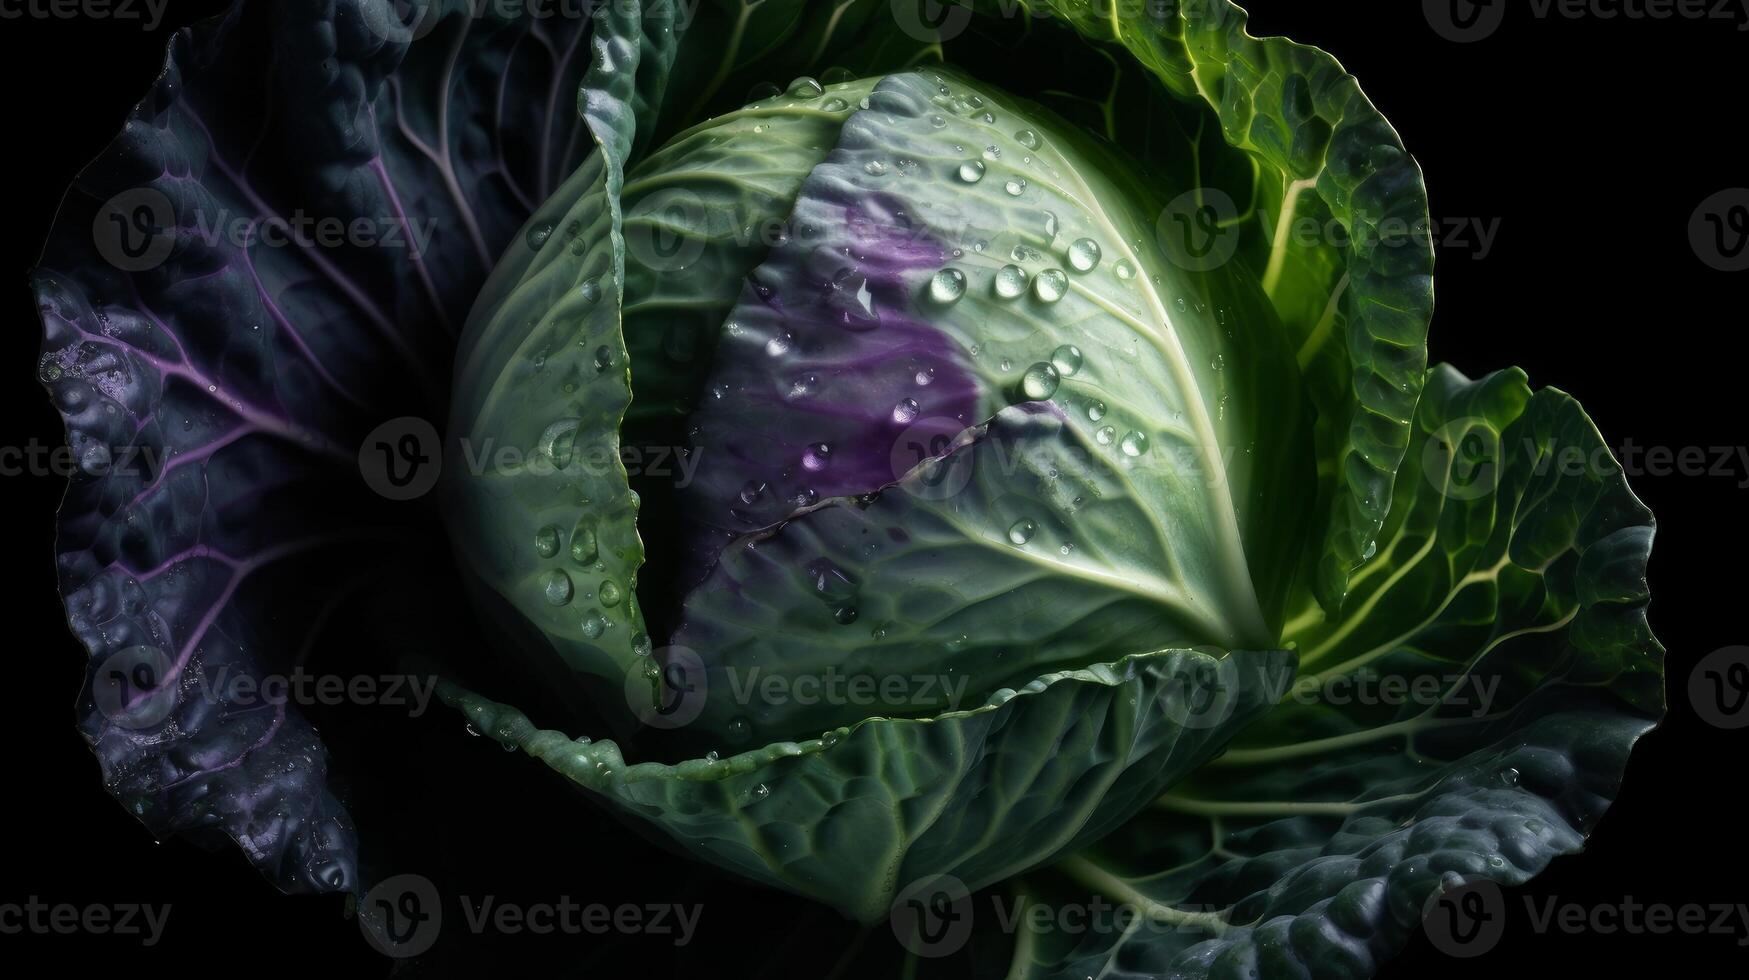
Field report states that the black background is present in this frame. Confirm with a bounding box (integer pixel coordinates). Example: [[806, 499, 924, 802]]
[[2, 1, 1743, 975]]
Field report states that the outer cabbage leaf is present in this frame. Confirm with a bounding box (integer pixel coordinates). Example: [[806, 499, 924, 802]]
[[444, 0, 678, 704], [1019, 0, 1435, 615], [442, 644, 1293, 924], [35, 0, 603, 894], [991, 366, 1662, 979]]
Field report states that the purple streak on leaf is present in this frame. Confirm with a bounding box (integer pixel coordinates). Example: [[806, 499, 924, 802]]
[[678, 191, 988, 585]]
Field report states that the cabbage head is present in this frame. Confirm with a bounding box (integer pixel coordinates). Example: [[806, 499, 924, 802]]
[[38, 1, 1663, 975]]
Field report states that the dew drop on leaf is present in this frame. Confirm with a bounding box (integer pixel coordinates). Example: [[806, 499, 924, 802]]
[[1067, 238, 1102, 272], [534, 525, 561, 558], [1021, 363, 1060, 400], [929, 268, 967, 304], [542, 570, 574, 606], [1032, 269, 1068, 303], [994, 264, 1029, 299]]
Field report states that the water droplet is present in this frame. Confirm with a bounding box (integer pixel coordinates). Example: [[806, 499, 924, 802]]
[[833, 606, 859, 625], [822, 97, 849, 112], [802, 443, 833, 471], [1021, 363, 1060, 399], [1067, 238, 1102, 272], [599, 580, 623, 607], [745, 81, 781, 103], [929, 267, 967, 304], [703, 750, 720, 763], [994, 264, 1029, 299], [580, 613, 606, 639], [1115, 259, 1136, 280], [570, 523, 598, 564], [542, 570, 574, 606], [999, 357, 1013, 372], [928, 114, 948, 129], [1209, 353, 1224, 372], [1096, 426, 1116, 445], [748, 782, 770, 802], [1499, 766, 1520, 787], [1004, 178, 1027, 197], [739, 480, 767, 505], [765, 331, 794, 357], [534, 525, 561, 558], [982, 145, 1002, 161], [820, 730, 843, 748], [1087, 401, 1107, 421], [1032, 269, 1068, 303], [1120, 431, 1149, 457], [864, 159, 888, 176], [892, 398, 920, 424], [1059, 542, 1075, 556], [1042, 211, 1059, 239], [1007, 519, 1037, 545], [788, 373, 818, 398], [787, 76, 824, 99], [915, 367, 936, 386], [593, 345, 615, 372], [525, 223, 554, 250], [1016, 129, 1042, 150], [957, 160, 986, 183], [1051, 345, 1083, 376]]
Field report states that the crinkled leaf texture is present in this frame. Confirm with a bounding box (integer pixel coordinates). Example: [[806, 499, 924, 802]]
[[444, 644, 1294, 923], [35, 0, 604, 892], [990, 366, 1662, 979]]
